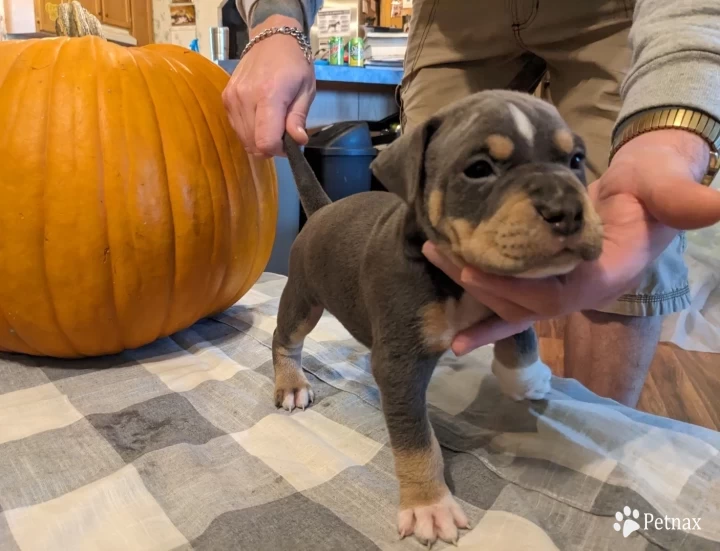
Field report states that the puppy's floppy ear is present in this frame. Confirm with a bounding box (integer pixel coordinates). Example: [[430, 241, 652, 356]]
[[370, 117, 438, 204]]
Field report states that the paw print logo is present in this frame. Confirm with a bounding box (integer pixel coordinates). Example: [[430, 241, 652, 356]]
[[614, 506, 641, 538]]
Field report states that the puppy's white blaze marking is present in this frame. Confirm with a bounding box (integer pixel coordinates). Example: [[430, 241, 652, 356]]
[[508, 103, 535, 146], [491, 358, 552, 401], [398, 494, 469, 544]]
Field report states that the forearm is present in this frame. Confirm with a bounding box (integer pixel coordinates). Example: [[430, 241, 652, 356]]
[[236, 0, 323, 33], [616, 0, 720, 131]]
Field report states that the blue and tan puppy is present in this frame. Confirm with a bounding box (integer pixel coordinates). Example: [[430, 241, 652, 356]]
[[276, 90, 603, 545]]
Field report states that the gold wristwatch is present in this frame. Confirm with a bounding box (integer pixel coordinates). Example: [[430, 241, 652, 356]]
[[611, 107, 720, 186]]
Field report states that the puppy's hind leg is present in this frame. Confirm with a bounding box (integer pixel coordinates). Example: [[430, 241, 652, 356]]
[[273, 281, 323, 411], [492, 328, 552, 401]]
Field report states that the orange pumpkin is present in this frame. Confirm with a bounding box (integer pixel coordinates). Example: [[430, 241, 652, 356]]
[[0, 37, 278, 358]]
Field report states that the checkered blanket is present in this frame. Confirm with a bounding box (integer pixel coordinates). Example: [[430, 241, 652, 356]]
[[1, 273, 718, 551]]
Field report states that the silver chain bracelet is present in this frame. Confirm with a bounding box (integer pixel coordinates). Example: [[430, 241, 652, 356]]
[[240, 26, 313, 64]]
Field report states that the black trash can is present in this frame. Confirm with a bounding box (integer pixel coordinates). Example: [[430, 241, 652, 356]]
[[300, 121, 379, 229]]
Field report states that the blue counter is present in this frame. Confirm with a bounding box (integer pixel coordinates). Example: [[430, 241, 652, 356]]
[[219, 59, 403, 86]]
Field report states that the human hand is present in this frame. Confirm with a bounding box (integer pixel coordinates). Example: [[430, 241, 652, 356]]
[[424, 129, 720, 356], [222, 14, 316, 158]]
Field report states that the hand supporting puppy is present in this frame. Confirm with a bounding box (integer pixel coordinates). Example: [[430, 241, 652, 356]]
[[425, 130, 720, 356]]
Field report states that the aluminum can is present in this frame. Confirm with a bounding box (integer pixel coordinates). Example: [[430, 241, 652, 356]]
[[328, 36, 344, 65], [348, 37, 364, 67]]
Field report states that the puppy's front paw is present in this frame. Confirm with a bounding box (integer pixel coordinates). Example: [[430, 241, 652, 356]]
[[398, 493, 469, 546], [274, 379, 314, 411], [492, 358, 552, 401]]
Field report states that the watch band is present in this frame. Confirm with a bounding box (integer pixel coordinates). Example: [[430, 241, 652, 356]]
[[611, 107, 720, 186]]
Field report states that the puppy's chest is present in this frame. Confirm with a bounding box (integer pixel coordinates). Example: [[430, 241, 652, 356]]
[[420, 293, 492, 352]]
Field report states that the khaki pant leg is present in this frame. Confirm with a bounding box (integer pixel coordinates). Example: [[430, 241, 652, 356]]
[[526, 2, 690, 316], [400, 59, 528, 133], [400, 0, 524, 132]]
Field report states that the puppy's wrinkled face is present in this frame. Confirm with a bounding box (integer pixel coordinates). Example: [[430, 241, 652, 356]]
[[373, 90, 603, 278]]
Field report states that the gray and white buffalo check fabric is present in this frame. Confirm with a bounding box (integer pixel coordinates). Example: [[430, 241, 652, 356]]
[[1, 273, 718, 551]]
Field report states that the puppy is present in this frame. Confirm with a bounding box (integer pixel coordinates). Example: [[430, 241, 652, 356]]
[[276, 90, 603, 545]]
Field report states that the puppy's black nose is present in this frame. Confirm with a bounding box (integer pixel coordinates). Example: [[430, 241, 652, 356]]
[[533, 194, 584, 236]]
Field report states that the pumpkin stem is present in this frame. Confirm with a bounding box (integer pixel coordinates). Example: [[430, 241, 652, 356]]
[[53, 1, 105, 38]]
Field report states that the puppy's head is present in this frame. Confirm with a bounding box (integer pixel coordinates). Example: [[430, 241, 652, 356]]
[[371, 90, 603, 278]]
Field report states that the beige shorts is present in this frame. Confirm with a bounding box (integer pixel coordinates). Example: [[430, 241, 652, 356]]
[[399, 0, 690, 317]]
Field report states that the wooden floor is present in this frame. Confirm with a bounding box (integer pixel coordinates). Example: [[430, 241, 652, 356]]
[[536, 319, 720, 431]]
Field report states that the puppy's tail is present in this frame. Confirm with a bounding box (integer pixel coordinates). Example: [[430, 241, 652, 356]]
[[282, 132, 331, 217]]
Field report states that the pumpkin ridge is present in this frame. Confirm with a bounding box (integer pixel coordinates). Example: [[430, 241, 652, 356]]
[[0, 40, 36, 90], [201, 75, 261, 310], [0, 44, 48, 355], [249, 158, 278, 289], [159, 56, 219, 326], [133, 51, 178, 338], [218, 138, 257, 310], [220, 156, 277, 310], [150, 46, 277, 314], [42, 38, 82, 357], [164, 57, 237, 314], [227, 157, 278, 309], [149, 55, 219, 332], [0, 309, 41, 355], [122, 47, 173, 345], [92, 37, 126, 353], [240, 158, 265, 296], [161, 50, 256, 312], [117, 46, 145, 344]]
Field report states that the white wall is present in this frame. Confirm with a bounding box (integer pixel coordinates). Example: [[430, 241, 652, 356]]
[[152, 0, 171, 43], [153, 0, 226, 57], [194, 0, 224, 58], [152, 0, 198, 49], [0, 0, 7, 41]]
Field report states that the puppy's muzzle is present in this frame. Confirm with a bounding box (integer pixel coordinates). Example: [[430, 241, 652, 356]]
[[519, 167, 587, 237], [531, 186, 584, 237]]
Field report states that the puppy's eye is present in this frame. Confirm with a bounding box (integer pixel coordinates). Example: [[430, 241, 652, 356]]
[[570, 152, 585, 170], [463, 160, 495, 179]]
